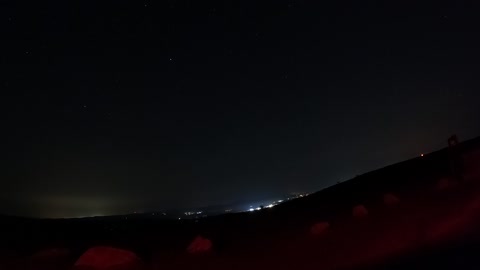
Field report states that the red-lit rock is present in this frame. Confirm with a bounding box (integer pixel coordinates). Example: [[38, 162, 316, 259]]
[[383, 193, 400, 206], [187, 236, 213, 254], [352, 204, 368, 218], [310, 222, 330, 236], [74, 246, 143, 270]]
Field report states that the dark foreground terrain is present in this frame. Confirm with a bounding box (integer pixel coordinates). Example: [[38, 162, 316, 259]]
[[1, 137, 480, 270]]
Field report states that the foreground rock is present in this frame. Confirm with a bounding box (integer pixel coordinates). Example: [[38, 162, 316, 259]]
[[352, 204, 369, 218], [310, 222, 330, 236], [74, 246, 143, 270], [383, 193, 400, 206], [187, 236, 213, 254]]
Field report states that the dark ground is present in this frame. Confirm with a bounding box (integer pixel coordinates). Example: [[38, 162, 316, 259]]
[[1, 137, 480, 270]]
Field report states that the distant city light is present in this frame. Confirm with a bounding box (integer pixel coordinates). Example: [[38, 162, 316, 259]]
[[249, 208, 255, 212], [267, 204, 274, 208], [255, 207, 261, 211], [277, 200, 283, 203], [421, 153, 424, 157]]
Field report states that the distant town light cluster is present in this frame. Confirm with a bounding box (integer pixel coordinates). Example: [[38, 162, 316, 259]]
[[247, 201, 279, 212], [137, 193, 315, 219], [243, 193, 310, 213], [184, 211, 203, 216], [290, 192, 309, 199]]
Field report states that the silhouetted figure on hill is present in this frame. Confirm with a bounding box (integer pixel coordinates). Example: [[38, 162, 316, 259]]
[[448, 134, 464, 181]]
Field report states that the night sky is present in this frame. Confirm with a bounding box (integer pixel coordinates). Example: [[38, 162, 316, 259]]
[[2, 0, 480, 218]]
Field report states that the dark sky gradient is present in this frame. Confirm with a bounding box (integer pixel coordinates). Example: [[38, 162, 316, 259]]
[[2, 0, 480, 218]]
